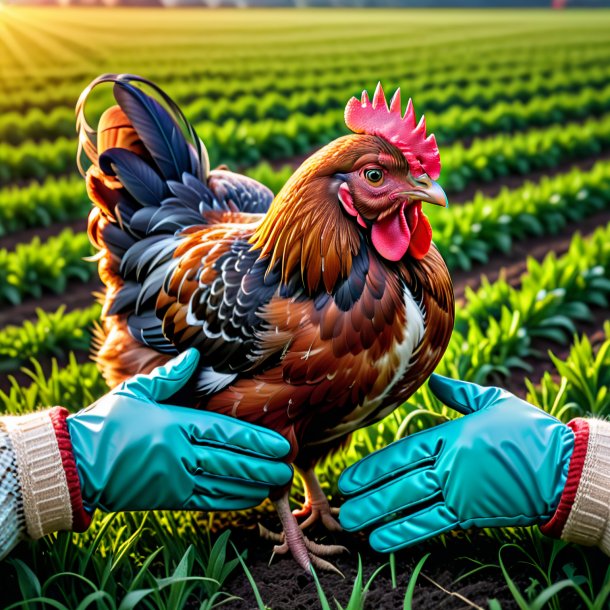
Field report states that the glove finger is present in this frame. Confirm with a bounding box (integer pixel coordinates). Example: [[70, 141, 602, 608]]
[[187, 411, 292, 459], [188, 493, 269, 512], [338, 428, 443, 496], [188, 474, 271, 511], [123, 349, 200, 401], [428, 373, 505, 415], [340, 468, 439, 532], [369, 503, 457, 553], [193, 445, 293, 487]]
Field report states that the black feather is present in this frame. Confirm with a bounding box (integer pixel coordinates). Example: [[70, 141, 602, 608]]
[[100, 148, 168, 207], [113, 81, 192, 182], [108, 282, 141, 315]]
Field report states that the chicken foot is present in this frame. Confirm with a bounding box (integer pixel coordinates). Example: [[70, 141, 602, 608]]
[[262, 494, 346, 574], [292, 467, 342, 532]]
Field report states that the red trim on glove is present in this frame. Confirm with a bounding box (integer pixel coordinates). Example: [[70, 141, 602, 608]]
[[48, 407, 92, 533], [540, 418, 590, 538]]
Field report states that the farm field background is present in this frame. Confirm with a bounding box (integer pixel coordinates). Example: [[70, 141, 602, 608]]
[[2, 6, 610, 609]]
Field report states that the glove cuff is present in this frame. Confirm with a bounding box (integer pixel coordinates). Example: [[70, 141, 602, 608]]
[[3, 408, 90, 539], [540, 417, 590, 538]]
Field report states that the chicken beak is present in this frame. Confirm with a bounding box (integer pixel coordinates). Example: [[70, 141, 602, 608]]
[[397, 174, 448, 207]]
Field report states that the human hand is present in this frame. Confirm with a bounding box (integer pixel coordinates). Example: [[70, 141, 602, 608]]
[[338, 374, 575, 552], [68, 349, 293, 513]]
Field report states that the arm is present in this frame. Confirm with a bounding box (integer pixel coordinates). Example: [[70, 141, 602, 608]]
[[339, 375, 610, 555], [0, 349, 292, 561]]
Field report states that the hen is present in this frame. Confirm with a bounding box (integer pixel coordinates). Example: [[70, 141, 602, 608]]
[[77, 75, 455, 572]]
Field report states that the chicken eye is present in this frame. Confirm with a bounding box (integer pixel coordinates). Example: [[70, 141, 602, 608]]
[[364, 168, 384, 186]]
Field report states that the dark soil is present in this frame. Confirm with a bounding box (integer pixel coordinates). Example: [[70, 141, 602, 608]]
[[218, 512, 589, 610]]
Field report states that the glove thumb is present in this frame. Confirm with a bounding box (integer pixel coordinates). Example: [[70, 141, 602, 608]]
[[122, 349, 200, 402], [428, 374, 504, 415]]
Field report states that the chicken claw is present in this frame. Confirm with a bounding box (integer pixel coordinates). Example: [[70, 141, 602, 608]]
[[293, 468, 342, 532], [262, 495, 347, 575]]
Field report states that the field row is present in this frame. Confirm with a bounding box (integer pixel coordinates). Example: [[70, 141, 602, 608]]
[[0, 230, 94, 306], [5, 54, 610, 144], [5, 62, 610, 149], [2, 18, 608, 97], [2, 106, 610, 194]]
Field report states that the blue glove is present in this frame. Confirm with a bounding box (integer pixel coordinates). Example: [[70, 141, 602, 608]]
[[339, 374, 575, 552], [67, 349, 292, 513]]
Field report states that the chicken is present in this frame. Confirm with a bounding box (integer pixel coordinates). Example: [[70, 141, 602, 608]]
[[77, 75, 455, 573]]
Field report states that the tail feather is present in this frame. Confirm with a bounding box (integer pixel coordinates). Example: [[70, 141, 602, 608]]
[[79, 74, 273, 386], [76, 73, 209, 180]]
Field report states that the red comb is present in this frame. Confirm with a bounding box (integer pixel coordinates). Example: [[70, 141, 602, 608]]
[[344, 83, 441, 180]]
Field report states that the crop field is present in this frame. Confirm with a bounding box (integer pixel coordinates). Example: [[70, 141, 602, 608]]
[[1, 6, 610, 609]]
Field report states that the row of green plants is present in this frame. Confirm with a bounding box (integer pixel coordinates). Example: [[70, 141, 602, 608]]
[[0, 229, 94, 306], [3, 31, 609, 116], [431, 158, 610, 270], [4, 99, 609, 192], [0, 305, 101, 373], [4, 57, 610, 147], [0, 175, 87, 236], [3, 157, 610, 371], [0, 137, 75, 187]]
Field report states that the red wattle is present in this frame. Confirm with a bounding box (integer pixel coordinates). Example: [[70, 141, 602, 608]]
[[408, 208, 433, 259], [371, 202, 411, 262]]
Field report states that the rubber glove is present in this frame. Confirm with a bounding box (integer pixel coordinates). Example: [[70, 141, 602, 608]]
[[67, 349, 293, 513], [339, 374, 575, 552]]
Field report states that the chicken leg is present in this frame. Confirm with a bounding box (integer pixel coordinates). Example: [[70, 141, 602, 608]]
[[265, 493, 346, 574], [293, 467, 342, 532]]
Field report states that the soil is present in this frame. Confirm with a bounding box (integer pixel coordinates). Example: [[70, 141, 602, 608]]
[[217, 513, 590, 610]]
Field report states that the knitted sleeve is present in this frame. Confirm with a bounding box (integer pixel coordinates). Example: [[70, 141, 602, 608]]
[[0, 421, 26, 561], [0, 408, 91, 559]]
